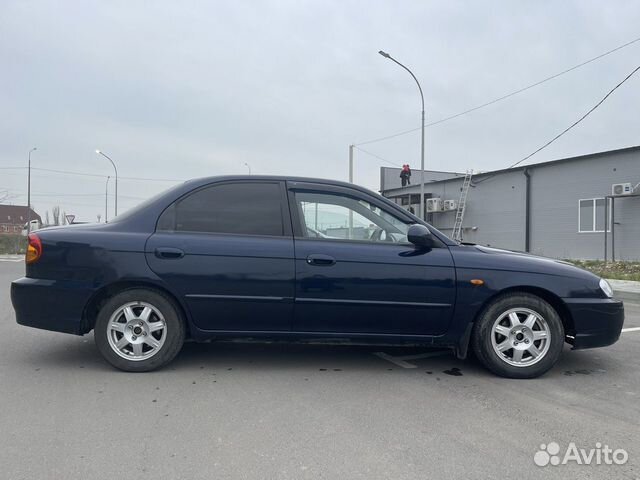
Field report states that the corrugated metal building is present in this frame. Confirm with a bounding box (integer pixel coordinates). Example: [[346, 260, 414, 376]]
[[380, 146, 640, 260]]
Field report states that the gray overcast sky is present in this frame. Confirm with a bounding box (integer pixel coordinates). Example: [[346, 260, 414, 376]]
[[1, 0, 639, 222]]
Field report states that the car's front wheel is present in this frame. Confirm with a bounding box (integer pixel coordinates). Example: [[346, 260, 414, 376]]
[[94, 289, 185, 372], [472, 293, 564, 379]]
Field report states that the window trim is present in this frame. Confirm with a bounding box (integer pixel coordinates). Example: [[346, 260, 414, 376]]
[[285, 180, 452, 247], [156, 180, 292, 237], [578, 197, 611, 233], [288, 187, 415, 246]]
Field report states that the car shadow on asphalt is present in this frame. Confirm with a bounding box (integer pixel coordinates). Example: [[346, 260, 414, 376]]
[[172, 341, 471, 373], [15, 335, 622, 380]]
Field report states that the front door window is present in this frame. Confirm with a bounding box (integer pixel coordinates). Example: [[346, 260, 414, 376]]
[[295, 192, 409, 243]]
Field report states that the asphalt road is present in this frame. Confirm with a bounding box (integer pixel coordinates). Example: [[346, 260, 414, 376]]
[[0, 260, 638, 480]]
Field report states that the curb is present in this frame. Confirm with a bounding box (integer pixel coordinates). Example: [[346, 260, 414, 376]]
[[614, 290, 640, 303], [608, 279, 640, 303], [0, 255, 23, 263]]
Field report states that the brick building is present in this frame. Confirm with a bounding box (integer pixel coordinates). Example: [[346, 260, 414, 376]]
[[0, 205, 41, 235]]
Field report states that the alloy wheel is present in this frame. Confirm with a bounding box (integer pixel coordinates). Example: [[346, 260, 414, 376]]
[[490, 307, 551, 367], [106, 301, 167, 361]]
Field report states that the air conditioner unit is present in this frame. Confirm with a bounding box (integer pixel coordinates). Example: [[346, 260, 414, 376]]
[[611, 183, 632, 196], [426, 198, 442, 213], [443, 200, 457, 211]]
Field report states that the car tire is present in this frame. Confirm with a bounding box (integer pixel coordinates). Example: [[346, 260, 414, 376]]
[[94, 288, 185, 372], [472, 293, 564, 379]]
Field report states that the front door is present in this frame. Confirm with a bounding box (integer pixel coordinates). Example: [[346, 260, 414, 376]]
[[145, 180, 294, 332], [288, 182, 456, 336]]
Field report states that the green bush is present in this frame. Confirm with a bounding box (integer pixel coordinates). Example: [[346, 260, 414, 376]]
[[0, 235, 26, 255], [567, 259, 640, 282]]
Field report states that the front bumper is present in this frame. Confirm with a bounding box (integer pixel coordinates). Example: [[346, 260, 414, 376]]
[[11, 277, 95, 335], [563, 298, 624, 350]]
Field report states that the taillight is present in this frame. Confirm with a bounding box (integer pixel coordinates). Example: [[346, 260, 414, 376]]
[[26, 233, 42, 264]]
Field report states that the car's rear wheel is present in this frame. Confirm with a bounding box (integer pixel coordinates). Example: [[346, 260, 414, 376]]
[[472, 293, 564, 379], [94, 289, 185, 372]]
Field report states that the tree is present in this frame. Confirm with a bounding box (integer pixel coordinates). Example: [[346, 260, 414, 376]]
[[0, 190, 17, 203], [52, 206, 60, 226], [44, 211, 50, 226]]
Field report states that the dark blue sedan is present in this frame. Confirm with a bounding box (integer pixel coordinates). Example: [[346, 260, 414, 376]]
[[11, 176, 624, 377]]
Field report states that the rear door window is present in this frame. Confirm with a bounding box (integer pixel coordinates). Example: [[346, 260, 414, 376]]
[[158, 182, 285, 236]]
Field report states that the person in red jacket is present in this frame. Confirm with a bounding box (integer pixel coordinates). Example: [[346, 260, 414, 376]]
[[400, 164, 412, 187]]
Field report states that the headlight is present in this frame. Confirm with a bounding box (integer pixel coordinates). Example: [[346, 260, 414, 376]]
[[599, 278, 613, 298]]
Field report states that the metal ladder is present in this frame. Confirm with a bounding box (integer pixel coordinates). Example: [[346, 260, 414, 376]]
[[452, 170, 473, 242]]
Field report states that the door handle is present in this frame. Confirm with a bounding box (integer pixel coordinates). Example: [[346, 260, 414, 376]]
[[306, 254, 336, 266], [155, 247, 185, 259]]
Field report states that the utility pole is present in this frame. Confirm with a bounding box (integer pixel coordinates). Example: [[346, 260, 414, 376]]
[[27, 147, 37, 234], [378, 50, 426, 219], [348, 145, 355, 238], [348, 145, 354, 183]]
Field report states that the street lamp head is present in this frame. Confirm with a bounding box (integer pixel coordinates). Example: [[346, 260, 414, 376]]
[[378, 50, 391, 59], [95, 149, 101, 154], [30, 147, 37, 152]]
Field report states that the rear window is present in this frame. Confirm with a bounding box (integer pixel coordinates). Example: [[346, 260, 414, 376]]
[[157, 182, 284, 236]]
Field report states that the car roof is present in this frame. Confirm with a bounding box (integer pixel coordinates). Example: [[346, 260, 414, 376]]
[[110, 175, 377, 230], [184, 175, 369, 190], [108, 174, 456, 245]]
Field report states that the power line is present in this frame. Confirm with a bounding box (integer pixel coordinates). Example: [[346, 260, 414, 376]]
[[355, 35, 640, 146], [26, 192, 147, 200], [120, 174, 184, 182], [352, 146, 403, 167], [33, 167, 105, 178], [475, 63, 640, 184], [31, 199, 138, 208], [1, 165, 183, 182], [31, 192, 106, 197], [30, 167, 184, 182]]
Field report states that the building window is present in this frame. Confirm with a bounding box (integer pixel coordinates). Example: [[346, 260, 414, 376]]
[[578, 198, 610, 233]]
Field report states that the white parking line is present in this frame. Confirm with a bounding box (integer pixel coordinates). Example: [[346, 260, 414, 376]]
[[374, 350, 450, 369], [0, 258, 23, 263], [622, 327, 640, 333]]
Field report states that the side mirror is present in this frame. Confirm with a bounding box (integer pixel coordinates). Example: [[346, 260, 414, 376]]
[[407, 224, 434, 248]]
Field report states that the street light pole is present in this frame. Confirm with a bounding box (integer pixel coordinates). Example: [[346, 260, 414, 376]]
[[105, 176, 110, 223], [96, 150, 118, 216], [244, 162, 252, 175], [27, 147, 37, 234], [348, 145, 354, 237], [378, 50, 426, 220]]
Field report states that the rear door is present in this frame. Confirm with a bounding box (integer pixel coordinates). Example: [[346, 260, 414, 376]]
[[145, 180, 294, 332], [288, 181, 456, 336]]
